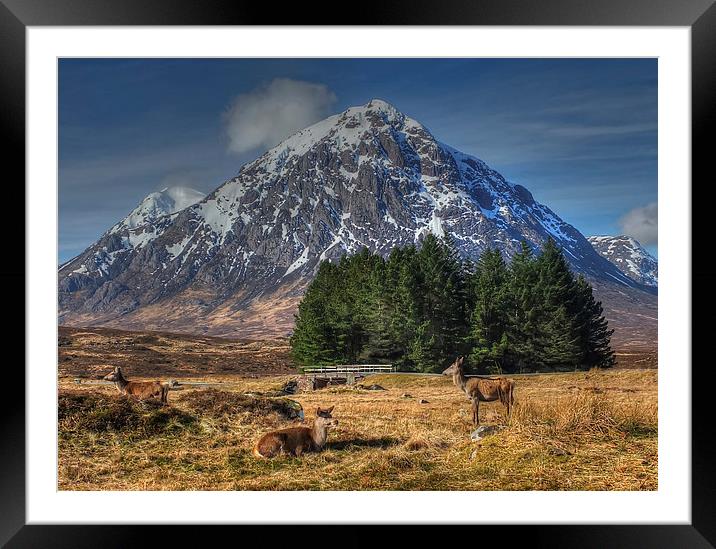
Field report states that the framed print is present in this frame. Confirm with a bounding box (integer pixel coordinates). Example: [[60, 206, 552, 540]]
[[3, 0, 714, 546]]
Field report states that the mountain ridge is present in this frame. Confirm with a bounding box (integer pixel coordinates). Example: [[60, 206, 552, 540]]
[[588, 235, 658, 287], [111, 186, 205, 233], [58, 100, 657, 349]]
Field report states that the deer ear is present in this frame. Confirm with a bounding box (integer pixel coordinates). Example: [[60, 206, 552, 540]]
[[316, 406, 322, 415], [327, 406, 334, 413]]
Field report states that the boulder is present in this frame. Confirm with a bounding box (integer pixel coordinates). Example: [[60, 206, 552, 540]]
[[283, 398, 305, 421], [470, 424, 507, 441], [281, 379, 299, 394]]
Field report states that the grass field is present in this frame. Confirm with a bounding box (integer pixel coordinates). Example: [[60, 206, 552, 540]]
[[58, 369, 657, 491]]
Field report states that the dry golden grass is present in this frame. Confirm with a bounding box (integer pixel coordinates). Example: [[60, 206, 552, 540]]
[[58, 325, 294, 379], [58, 369, 657, 491]]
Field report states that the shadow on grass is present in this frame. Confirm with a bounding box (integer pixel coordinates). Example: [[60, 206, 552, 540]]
[[225, 437, 404, 478], [622, 423, 658, 438], [327, 436, 402, 451], [227, 448, 302, 475]]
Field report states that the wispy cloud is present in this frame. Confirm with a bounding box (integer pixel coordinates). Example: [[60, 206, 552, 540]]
[[224, 78, 337, 155], [547, 122, 656, 138], [619, 202, 658, 245], [157, 172, 208, 193], [60, 141, 220, 190]]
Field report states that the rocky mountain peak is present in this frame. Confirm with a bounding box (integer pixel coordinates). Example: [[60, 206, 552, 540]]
[[111, 186, 205, 233], [588, 235, 658, 287]]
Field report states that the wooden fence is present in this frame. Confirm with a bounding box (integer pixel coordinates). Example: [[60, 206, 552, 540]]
[[302, 364, 395, 374]]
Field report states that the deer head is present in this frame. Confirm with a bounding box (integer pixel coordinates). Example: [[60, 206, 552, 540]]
[[315, 406, 338, 428], [103, 366, 123, 382], [316, 405, 334, 418], [442, 356, 464, 376]]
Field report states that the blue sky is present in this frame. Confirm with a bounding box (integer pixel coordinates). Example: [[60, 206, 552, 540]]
[[59, 58, 657, 263]]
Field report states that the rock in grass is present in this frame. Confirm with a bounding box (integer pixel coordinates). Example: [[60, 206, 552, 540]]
[[359, 384, 386, 391], [548, 445, 571, 456], [470, 424, 506, 441], [281, 379, 299, 394], [418, 399, 429, 404], [284, 399, 305, 421]]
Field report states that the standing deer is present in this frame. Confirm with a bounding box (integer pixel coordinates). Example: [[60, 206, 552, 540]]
[[253, 406, 338, 458], [442, 356, 515, 426], [103, 366, 169, 404]]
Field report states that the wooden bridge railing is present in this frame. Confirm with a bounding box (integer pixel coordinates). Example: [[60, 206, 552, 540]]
[[303, 364, 395, 374]]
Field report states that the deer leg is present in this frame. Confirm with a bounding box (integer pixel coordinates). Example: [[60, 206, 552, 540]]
[[471, 398, 480, 427], [507, 388, 514, 423], [294, 445, 303, 457], [508, 392, 514, 421]]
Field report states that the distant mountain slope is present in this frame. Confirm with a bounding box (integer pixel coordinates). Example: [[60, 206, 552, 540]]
[[588, 235, 658, 287], [58, 100, 656, 348], [112, 186, 206, 232]]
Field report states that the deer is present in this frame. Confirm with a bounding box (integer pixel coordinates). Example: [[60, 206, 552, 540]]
[[253, 405, 338, 458], [103, 366, 169, 404], [442, 356, 515, 427]]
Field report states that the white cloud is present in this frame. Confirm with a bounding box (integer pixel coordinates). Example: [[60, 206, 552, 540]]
[[159, 186, 206, 211], [224, 78, 337, 155], [157, 172, 207, 193], [619, 202, 658, 245]]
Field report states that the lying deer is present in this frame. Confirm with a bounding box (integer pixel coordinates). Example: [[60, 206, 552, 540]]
[[103, 366, 169, 404], [253, 406, 338, 458], [442, 356, 515, 426]]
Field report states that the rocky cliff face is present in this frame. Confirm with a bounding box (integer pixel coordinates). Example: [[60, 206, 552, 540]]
[[588, 235, 658, 287], [58, 99, 656, 345]]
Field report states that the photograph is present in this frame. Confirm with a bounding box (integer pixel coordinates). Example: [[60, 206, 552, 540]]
[[56, 57, 659, 492]]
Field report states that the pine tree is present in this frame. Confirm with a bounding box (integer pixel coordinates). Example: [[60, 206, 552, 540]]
[[290, 261, 341, 367], [387, 245, 423, 370], [407, 320, 437, 372], [533, 238, 582, 370], [360, 255, 400, 362], [507, 241, 541, 372], [468, 248, 511, 374], [573, 275, 616, 369], [408, 234, 469, 372], [333, 248, 379, 362]]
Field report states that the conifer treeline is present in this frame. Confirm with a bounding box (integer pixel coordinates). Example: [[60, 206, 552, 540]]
[[290, 234, 615, 373]]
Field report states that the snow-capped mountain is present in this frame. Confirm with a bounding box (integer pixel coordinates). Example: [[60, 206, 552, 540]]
[[112, 186, 206, 232], [58, 99, 656, 344], [588, 235, 658, 287]]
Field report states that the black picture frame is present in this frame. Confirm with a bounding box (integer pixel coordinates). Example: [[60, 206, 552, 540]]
[[3, 0, 713, 546]]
